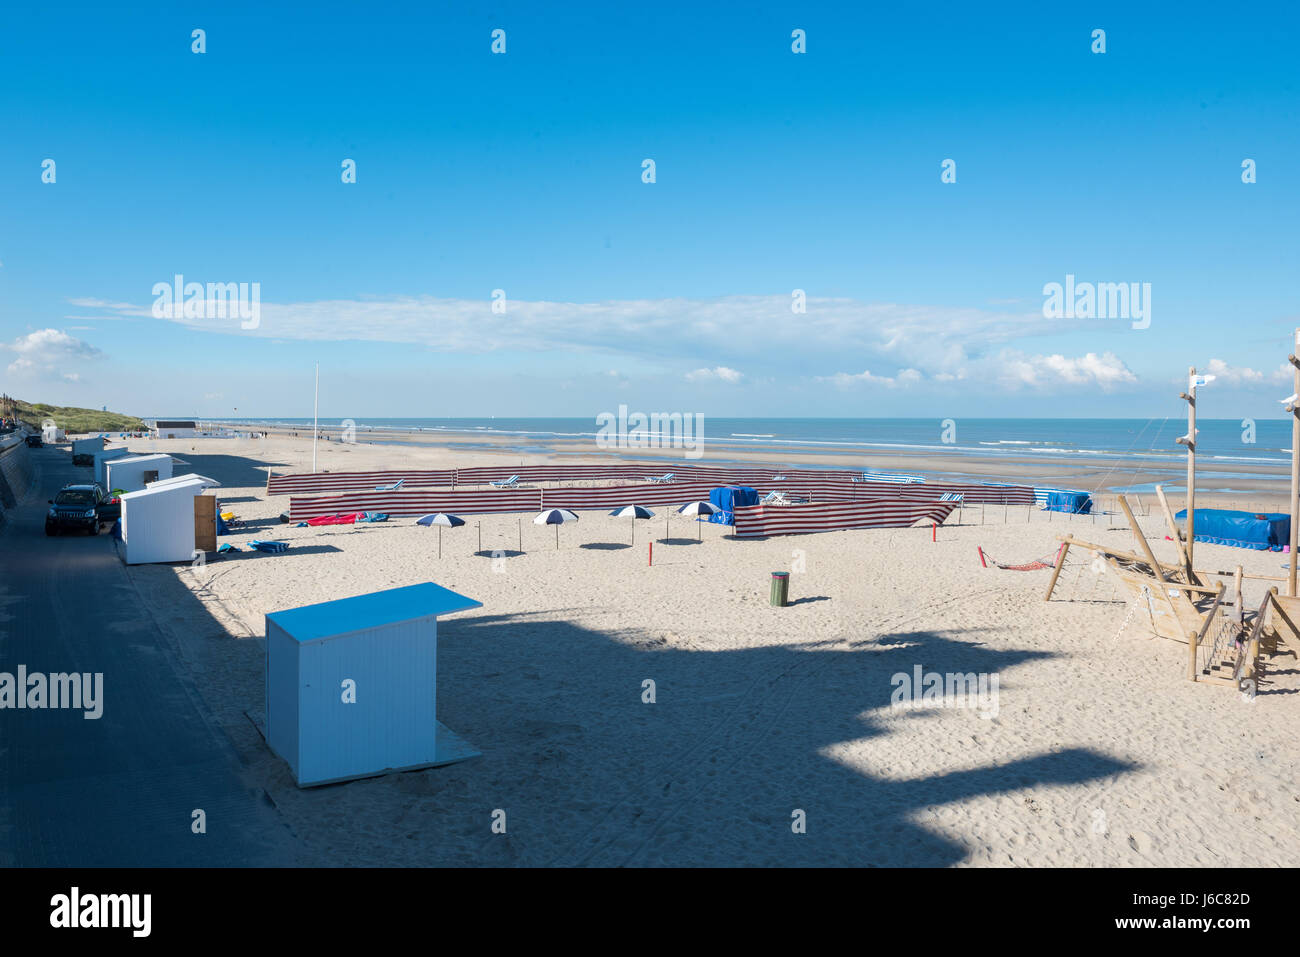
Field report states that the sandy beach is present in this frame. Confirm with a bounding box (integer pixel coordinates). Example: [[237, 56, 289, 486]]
[[106, 433, 1300, 867]]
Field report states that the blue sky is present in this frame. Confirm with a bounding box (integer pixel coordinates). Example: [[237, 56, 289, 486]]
[[1, 1, 1297, 421]]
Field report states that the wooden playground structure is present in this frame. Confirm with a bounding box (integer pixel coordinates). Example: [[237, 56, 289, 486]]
[[1042, 347, 1300, 695]]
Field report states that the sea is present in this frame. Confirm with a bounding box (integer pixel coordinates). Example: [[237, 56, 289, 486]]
[[194, 416, 1291, 473]]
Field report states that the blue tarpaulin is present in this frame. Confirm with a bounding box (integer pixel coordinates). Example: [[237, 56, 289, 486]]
[[708, 485, 759, 525], [1045, 490, 1092, 514], [1174, 508, 1289, 551]]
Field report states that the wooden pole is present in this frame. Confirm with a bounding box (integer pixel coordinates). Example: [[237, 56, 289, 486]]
[[1233, 565, 1244, 626], [1244, 588, 1274, 684], [1044, 536, 1072, 601], [1176, 367, 1197, 569], [1289, 331, 1300, 597], [1117, 494, 1168, 584], [1188, 582, 1226, 681], [1154, 484, 1192, 581]]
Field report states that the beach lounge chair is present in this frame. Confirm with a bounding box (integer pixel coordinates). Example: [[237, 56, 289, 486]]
[[762, 490, 808, 506], [858, 471, 926, 484], [645, 473, 675, 484], [490, 474, 520, 489], [373, 479, 405, 491]]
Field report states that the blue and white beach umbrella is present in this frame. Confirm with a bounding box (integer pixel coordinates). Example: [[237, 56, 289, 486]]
[[534, 508, 580, 548], [416, 512, 465, 558], [610, 504, 655, 544], [677, 500, 721, 540], [416, 512, 465, 527]]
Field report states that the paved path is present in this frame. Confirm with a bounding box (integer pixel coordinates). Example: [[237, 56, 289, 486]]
[[0, 446, 300, 865]]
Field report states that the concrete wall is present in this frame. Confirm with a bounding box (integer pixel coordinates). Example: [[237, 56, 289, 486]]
[[0, 435, 37, 525]]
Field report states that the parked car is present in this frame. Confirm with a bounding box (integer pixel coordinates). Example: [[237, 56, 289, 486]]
[[45, 483, 121, 536], [25, 434, 43, 448]]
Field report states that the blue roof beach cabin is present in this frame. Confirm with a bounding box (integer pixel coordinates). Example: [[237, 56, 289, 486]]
[[265, 582, 482, 787]]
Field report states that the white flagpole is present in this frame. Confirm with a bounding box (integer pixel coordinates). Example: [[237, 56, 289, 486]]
[[312, 362, 319, 474]]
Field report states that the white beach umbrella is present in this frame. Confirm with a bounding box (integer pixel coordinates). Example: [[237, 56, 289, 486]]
[[677, 500, 721, 540], [534, 508, 579, 548], [610, 504, 654, 544]]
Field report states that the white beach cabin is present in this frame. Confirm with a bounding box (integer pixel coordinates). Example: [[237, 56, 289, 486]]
[[104, 453, 173, 493], [93, 448, 131, 486], [71, 436, 103, 458], [265, 582, 483, 788], [118, 475, 214, 565], [148, 472, 219, 491], [42, 425, 66, 443]]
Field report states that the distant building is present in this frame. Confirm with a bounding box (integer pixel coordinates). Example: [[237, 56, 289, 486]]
[[147, 419, 200, 439]]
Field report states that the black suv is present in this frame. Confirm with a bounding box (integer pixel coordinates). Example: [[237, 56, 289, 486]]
[[45, 484, 121, 536], [25, 434, 43, 448]]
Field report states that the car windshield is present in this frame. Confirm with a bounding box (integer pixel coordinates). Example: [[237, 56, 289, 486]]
[[55, 490, 96, 506]]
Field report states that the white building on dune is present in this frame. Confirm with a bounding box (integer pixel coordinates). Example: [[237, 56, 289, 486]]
[[147, 419, 200, 439]]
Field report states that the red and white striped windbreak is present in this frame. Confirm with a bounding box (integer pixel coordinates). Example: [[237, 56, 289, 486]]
[[267, 469, 455, 495], [285, 475, 1034, 521], [269, 464, 868, 495], [732, 499, 959, 538], [271, 463, 1037, 504], [287, 482, 723, 521]]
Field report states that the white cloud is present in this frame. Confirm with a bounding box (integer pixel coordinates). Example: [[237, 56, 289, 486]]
[[69, 291, 1146, 393], [686, 366, 744, 383], [65, 297, 146, 317], [818, 368, 924, 388], [4, 329, 103, 376], [1203, 358, 1265, 385], [821, 352, 1135, 392], [996, 351, 1136, 390], [73, 293, 1048, 370]]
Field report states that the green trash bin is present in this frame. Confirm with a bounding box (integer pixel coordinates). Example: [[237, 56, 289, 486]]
[[770, 571, 790, 607]]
